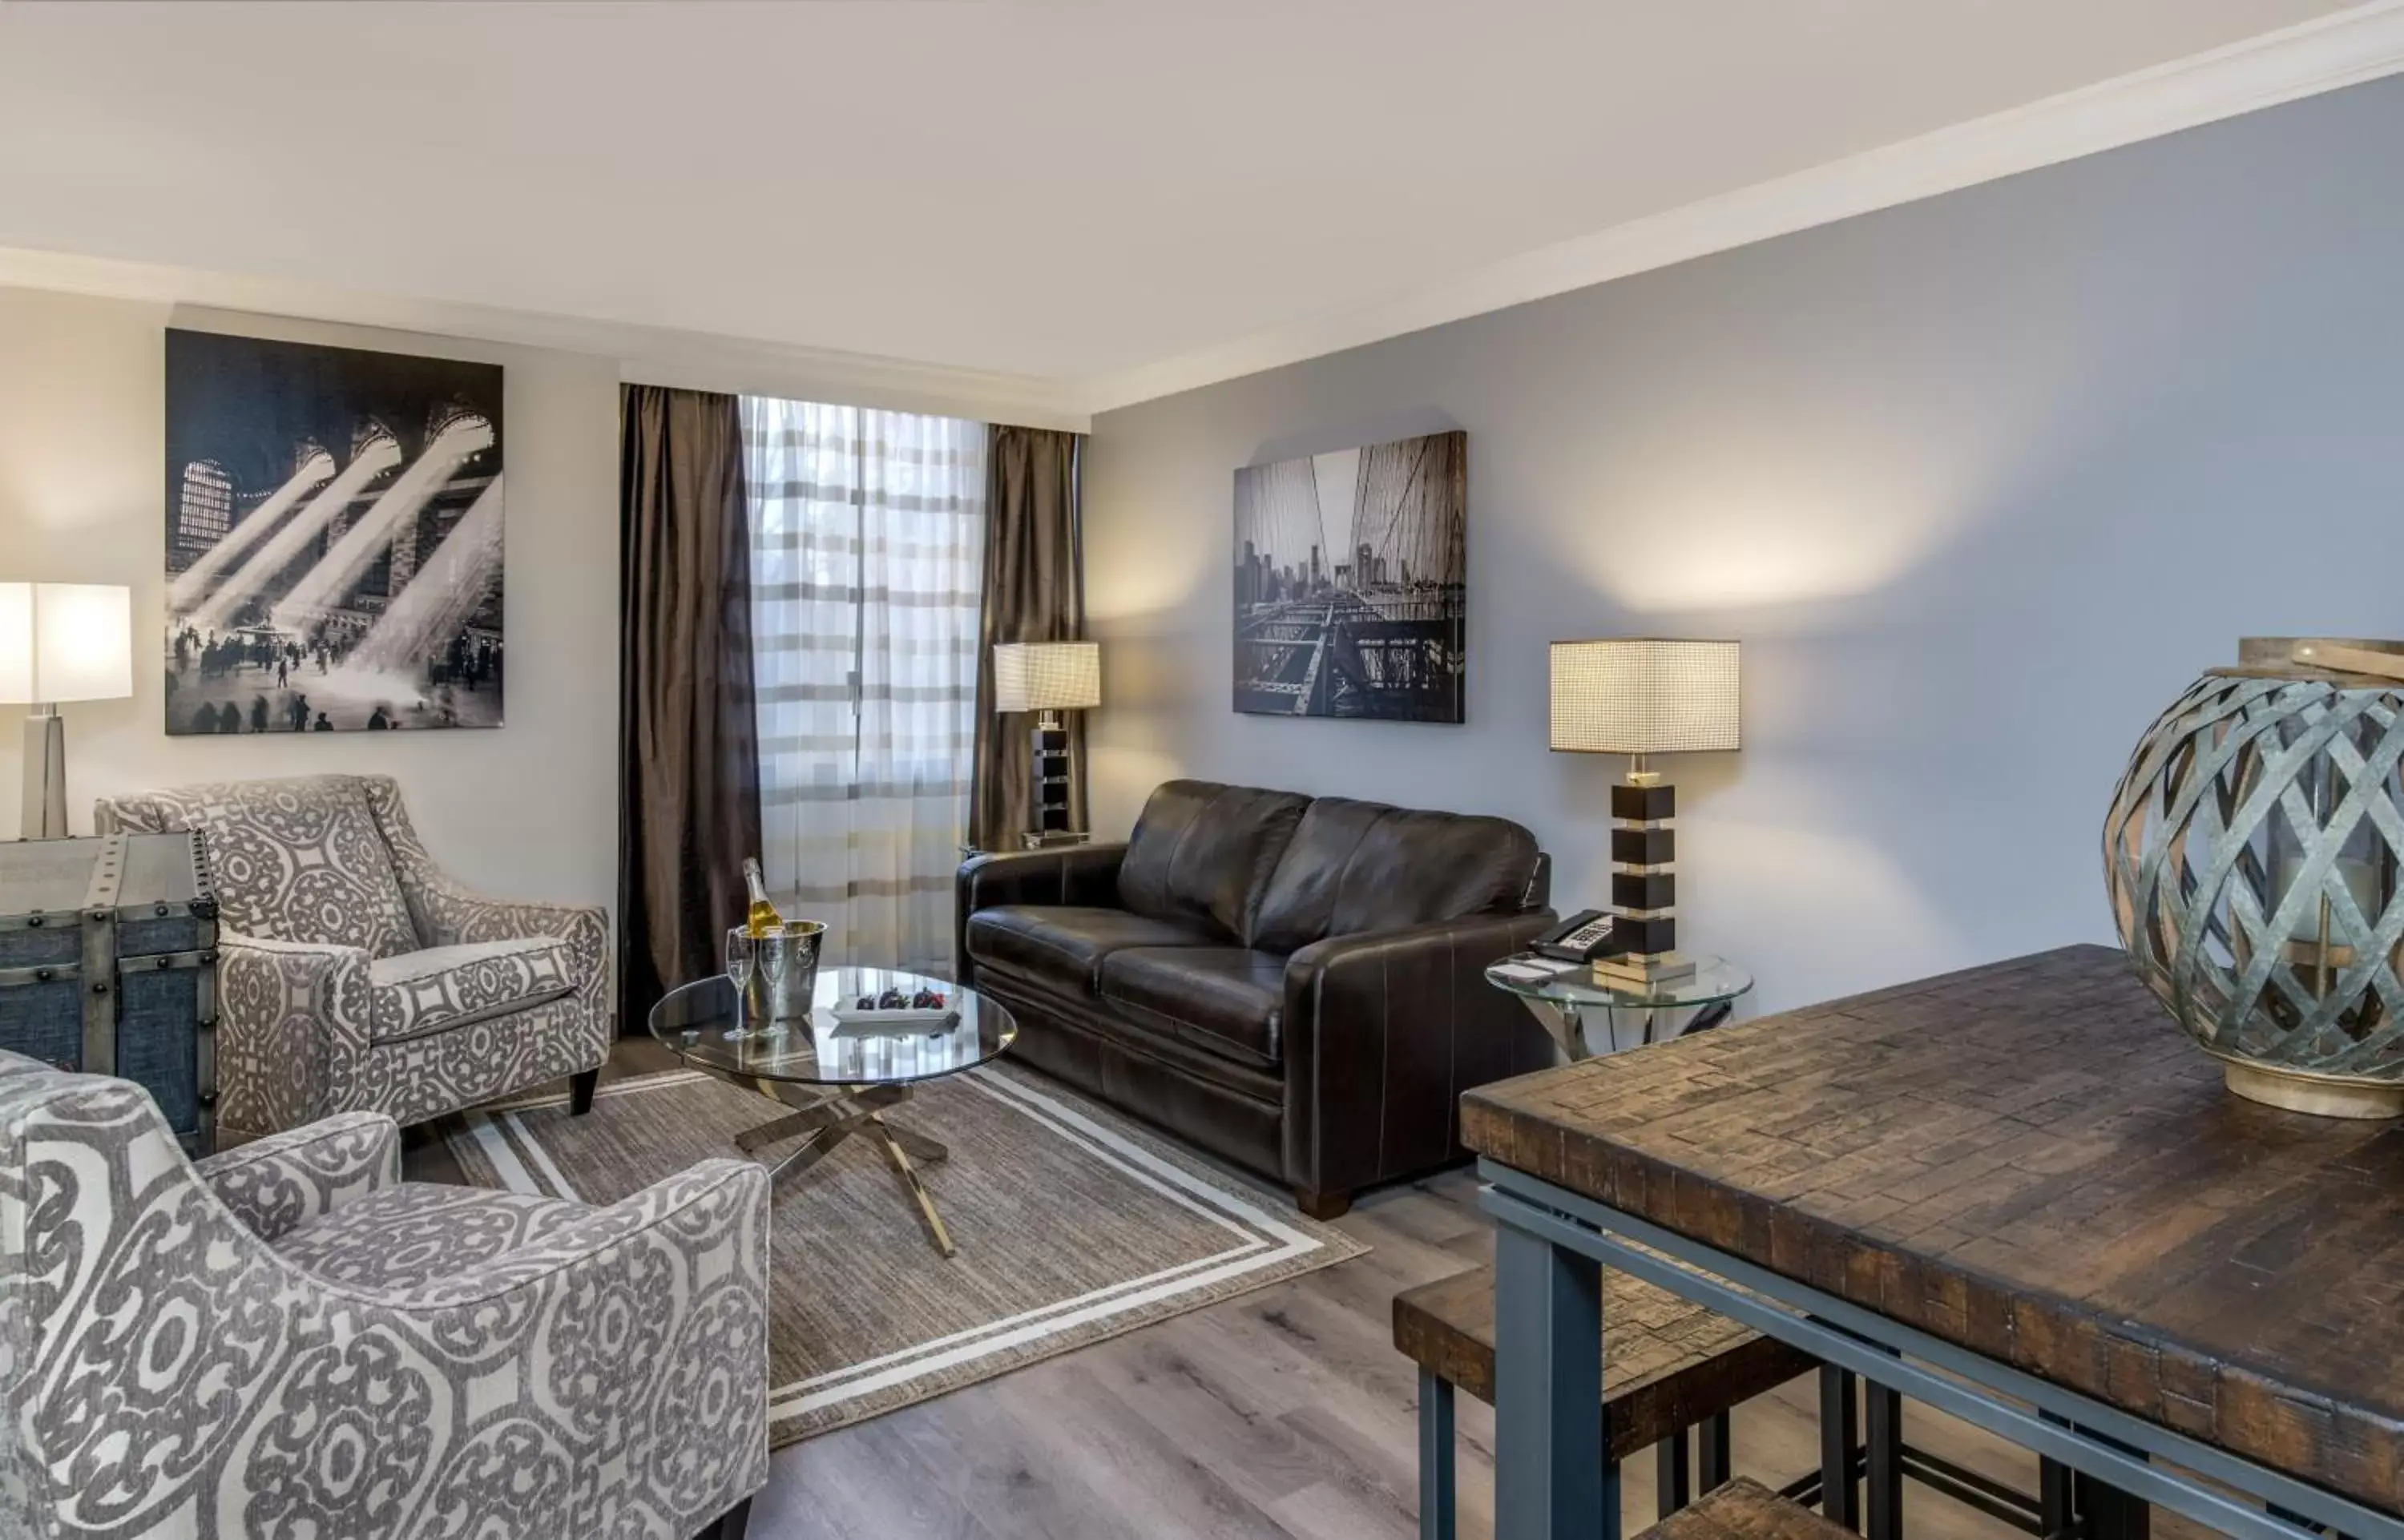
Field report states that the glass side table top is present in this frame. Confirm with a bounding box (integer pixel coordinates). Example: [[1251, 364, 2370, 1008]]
[[648, 966, 1015, 1086], [1485, 953, 1754, 1010]]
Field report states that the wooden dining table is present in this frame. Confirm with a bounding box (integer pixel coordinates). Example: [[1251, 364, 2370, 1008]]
[[1463, 943, 2404, 1540]]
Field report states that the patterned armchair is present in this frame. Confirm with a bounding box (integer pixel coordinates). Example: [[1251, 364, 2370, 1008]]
[[0, 1050, 768, 1539], [97, 775, 611, 1142]]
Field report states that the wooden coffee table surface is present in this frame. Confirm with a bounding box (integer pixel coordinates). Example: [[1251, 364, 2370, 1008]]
[[1462, 943, 2404, 1515]]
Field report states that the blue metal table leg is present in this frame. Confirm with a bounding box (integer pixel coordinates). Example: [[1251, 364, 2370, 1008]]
[[1866, 1377, 1903, 1540], [1494, 1217, 1609, 1540], [1700, 1411, 1733, 1493], [2076, 1425, 2152, 1540], [1657, 1430, 1693, 1519], [1419, 1368, 1456, 1540], [1821, 1365, 1861, 1528]]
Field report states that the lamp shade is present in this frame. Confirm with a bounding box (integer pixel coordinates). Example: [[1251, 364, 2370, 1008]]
[[0, 583, 134, 705], [994, 641, 1100, 713], [1550, 638, 1739, 755]]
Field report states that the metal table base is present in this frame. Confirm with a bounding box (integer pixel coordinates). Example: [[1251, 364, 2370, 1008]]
[[1480, 1158, 2402, 1540], [730, 1075, 958, 1258]]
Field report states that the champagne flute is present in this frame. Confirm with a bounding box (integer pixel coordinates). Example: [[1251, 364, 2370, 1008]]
[[757, 925, 789, 1038], [724, 927, 758, 1042]]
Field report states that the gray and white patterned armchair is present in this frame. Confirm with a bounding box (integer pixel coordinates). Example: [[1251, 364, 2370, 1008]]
[[0, 1050, 768, 1539], [97, 774, 611, 1142]]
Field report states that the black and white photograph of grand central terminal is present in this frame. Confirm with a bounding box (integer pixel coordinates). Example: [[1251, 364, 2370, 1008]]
[[164, 329, 505, 735]]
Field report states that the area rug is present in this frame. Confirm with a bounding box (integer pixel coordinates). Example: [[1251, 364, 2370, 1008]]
[[446, 1065, 1367, 1445]]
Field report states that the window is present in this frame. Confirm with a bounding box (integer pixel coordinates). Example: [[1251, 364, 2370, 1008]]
[[742, 397, 986, 974]]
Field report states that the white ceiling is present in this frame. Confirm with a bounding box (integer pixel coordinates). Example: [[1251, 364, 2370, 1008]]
[[0, 0, 2376, 412]]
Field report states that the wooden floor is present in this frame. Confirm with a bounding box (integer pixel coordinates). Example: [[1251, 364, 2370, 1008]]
[[405, 1049, 2202, 1540]]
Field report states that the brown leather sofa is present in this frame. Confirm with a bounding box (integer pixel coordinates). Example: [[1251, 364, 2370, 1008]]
[[956, 780, 1558, 1217]]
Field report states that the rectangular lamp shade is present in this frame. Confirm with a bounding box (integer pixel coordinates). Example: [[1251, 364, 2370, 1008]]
[[994, 641, 1100, 713], [0, 583, 134, 705], [1550, 638, 1739, 755]]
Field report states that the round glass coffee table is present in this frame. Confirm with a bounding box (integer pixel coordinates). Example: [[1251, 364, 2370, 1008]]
[[1484, 953, 1753, 1061], [649, 965, 1015, 1258]]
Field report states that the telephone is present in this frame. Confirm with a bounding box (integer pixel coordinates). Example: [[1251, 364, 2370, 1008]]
[[1534, 909, 1624, 963]]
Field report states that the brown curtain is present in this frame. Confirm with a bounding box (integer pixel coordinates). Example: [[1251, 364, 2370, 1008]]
[[971, 425, 1087, 851], [618, 385, 761, 1030]]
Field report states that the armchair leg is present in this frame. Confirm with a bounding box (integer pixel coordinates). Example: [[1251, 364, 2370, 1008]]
[[570, 1069, 599, 1117], [1295, 1186, 1352, 1221], [692, 1498, 750, 1540]]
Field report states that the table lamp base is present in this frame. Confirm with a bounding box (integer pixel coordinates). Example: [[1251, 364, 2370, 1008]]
[[20, 708, 66, 841]]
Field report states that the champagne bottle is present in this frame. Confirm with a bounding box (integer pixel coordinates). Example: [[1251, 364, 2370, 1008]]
[[742, 857, 784, 937]]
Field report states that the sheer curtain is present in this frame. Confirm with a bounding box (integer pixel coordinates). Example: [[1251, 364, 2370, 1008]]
[[742, 397, 986, 975]]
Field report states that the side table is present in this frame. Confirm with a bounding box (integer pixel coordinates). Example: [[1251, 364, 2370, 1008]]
[[1484, 953, 1753, 1062]]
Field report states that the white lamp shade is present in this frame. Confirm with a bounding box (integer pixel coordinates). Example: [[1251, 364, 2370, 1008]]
[[0, 583, 135, 705], [1550, 638, 1739, 755], [994, 641, 1100, 713]]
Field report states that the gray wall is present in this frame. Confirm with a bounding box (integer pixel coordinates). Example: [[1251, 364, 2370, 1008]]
[[1083, 76, 2404, 1014]]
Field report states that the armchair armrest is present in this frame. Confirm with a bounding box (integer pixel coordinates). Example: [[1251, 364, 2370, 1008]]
[[194, 1110, 399, 1242], [407, 867, 610, 958], [395, 873, 611, 1060], [379, 1156, 775, 1527], [394, 1156, 769, 1309], [1281, 909, 1558, 1204], [216, 931, 373, 1140], [955, 843, 1128, 986], [365, 773, 610, 986]]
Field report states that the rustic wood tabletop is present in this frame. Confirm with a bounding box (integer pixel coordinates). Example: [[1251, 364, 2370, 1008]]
[[1465, 943, 2404, 1521]]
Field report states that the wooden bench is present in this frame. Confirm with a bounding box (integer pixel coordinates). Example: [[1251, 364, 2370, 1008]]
[[1636, 1478, 1856, 1540], [1395, 1263, 1817, 1540]]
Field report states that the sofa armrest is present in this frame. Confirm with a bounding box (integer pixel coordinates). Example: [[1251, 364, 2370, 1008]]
[[1281, 909, 1558, 1202], [193, 1110, 399, 1242], [216, 931, 373, 1140], [954, 843, 1128, 986]]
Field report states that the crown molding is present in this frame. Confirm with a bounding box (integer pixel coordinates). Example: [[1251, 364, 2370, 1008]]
[[1075, 1, 2404, 415], [0, 245, 1091, 433]]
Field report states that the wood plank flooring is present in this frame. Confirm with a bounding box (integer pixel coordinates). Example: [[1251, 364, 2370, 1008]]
[[403, 1047, 2204, 1540]]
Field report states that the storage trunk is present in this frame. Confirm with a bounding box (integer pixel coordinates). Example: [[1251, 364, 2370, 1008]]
[[0, 832, 218, 1151]]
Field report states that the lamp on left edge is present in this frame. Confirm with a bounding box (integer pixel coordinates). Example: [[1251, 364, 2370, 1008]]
[[0, 583, 134, 841]]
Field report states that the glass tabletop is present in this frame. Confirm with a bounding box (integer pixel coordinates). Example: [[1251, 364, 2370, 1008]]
[[1484, 953, 1753, 1010], [648, 966, 1016, 1086]]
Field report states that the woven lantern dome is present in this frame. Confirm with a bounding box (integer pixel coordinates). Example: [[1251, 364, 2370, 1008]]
[[2104, 638, 2404, 1118]]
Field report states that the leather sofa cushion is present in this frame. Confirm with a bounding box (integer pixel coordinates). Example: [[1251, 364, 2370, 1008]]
[[369, 937, 575, 1043], [966, 905, 1215, 992], [1252, 796, 1542, 953], [1099, 946, 1287, 1071], [1115, 780, 1309, 944]]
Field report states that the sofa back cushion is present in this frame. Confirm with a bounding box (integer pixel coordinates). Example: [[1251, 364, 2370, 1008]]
[[1252, 796, 1542, 953], [1116, 780, 1309, 943], [97, 775, 421, 959]]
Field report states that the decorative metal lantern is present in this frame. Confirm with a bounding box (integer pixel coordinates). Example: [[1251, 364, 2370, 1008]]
[[2104, 639, 2404, 1117]]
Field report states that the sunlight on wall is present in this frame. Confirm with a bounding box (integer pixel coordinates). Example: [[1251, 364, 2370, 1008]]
[[1683, 810, 1970, 1010], [1573, 445, 1978, 615]]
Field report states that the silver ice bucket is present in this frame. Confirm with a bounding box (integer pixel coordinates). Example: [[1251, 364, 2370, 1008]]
[[761, 920, 825, 1022]]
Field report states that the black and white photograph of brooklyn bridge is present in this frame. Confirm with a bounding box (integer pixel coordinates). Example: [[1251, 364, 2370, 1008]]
[[1232, 429, 1466, 723], [163, 330, 504, 735]]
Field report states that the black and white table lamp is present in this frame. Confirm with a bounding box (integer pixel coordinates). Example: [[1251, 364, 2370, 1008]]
[[0, 583, 134, 841], [1549, 637, 1740, 986], [993, 641, 1100, 845]]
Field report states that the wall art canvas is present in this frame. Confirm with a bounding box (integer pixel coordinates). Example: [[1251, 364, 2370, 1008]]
[[164, 329, 505, 735], [1232, 429, 1466, 722]]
